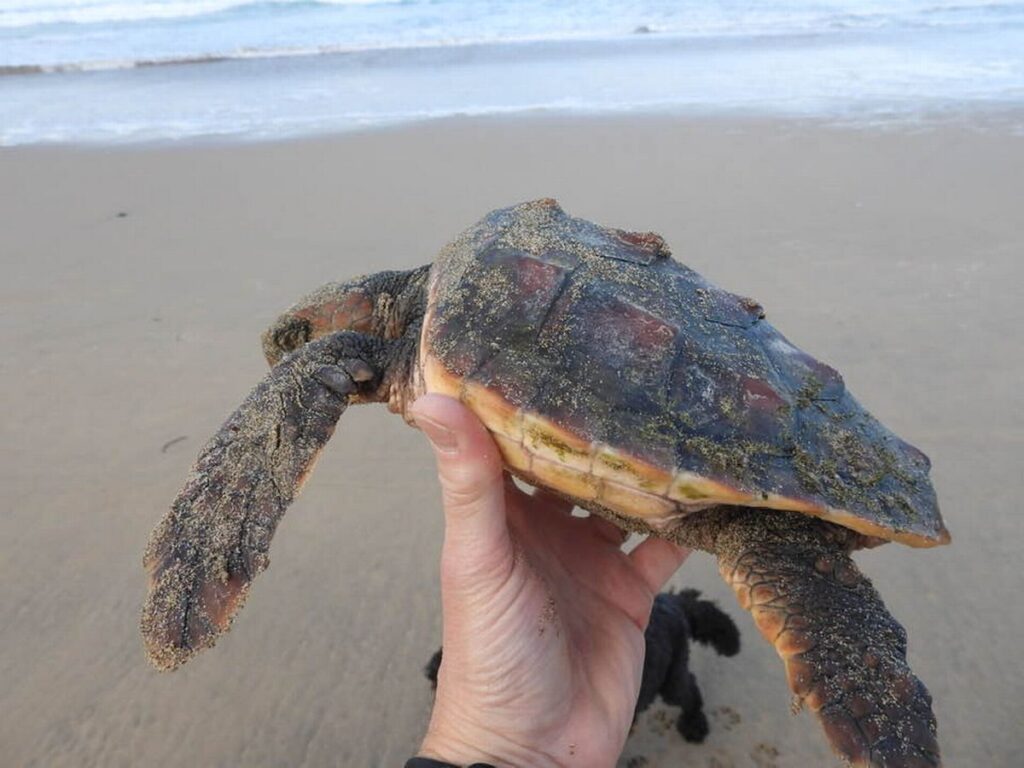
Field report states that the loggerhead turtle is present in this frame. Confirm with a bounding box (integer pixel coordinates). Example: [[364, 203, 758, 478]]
[[143, 199, 948, 767]]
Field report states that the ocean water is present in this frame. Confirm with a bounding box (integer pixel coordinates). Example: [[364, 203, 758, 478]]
[[1, 0, 1022, 144]]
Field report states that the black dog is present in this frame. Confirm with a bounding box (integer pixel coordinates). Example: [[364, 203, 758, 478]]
[[424, 589, 740, 743], [635, 589, 740, 741]]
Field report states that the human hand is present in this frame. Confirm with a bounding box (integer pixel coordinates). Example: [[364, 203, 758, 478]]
[[410, 394, 690, 768]]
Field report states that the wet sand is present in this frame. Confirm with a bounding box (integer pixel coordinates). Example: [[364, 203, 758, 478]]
[[1, 115, 1021, 767]]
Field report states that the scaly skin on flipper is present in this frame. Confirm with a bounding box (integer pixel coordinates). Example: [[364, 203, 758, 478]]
[[142, 331, 398, 670], [685, 509, 940, 768]]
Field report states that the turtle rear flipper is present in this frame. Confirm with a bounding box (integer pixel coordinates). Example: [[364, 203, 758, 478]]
[[142, 331, 395, 670], [712, 511, 940, 768]]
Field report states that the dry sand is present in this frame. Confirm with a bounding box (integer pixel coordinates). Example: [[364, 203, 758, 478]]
[[1, 116, 1022, 767]]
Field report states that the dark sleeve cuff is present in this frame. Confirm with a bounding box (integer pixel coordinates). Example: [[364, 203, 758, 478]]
[[404, 758, 496, 768]]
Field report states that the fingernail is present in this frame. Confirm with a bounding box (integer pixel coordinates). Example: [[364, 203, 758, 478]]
[[414, 415, 458, 454]]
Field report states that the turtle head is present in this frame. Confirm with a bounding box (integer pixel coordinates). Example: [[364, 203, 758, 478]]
[[261, 278, 376, 366], [261, 267, 430, 366]]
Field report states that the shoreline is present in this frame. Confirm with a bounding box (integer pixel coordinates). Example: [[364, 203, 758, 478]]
[[2, 114, 1021, 767], [4, 103, 1024, 155]]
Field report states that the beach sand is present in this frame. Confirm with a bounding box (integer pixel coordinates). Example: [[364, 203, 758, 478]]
[[1, 116, 1021, 767]]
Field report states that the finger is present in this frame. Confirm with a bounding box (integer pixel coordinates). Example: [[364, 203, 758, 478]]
[[628, 536, 691, 593], [411, 394, 511, 579], [585, 513, 630, 546]]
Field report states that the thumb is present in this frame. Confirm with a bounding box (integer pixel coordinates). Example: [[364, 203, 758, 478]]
[[411, 394, 511, 581]]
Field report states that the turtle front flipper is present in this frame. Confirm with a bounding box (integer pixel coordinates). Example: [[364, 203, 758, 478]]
[[707, 510, 940, 767], [142, 331, 404, 670]]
